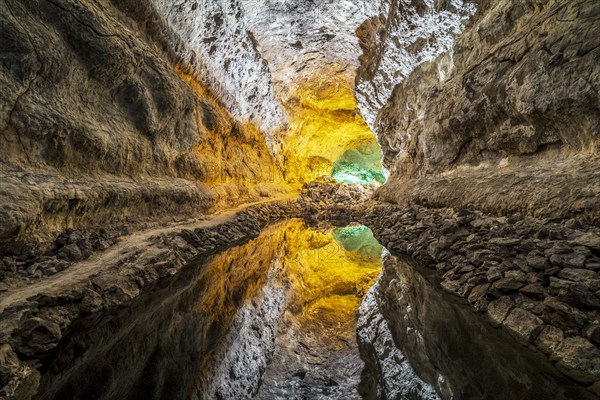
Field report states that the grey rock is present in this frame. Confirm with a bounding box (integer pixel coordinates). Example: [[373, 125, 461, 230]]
[[563, 284, 600, 309], [584, 323, 600, 346]]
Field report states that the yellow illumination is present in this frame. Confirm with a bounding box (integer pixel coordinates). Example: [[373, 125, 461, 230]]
[[279, 65, 380, 184], [175, 65, 291, 207], [195, 220, 382, 328]]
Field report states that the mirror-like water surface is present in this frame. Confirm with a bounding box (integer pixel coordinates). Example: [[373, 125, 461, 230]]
[[34, 220, 383, 400]]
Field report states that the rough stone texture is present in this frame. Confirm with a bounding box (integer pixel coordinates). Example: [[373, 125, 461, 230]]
[[0, 0, 288, 256], [361, 0, 600, 221], [355, 0, 474, 130], [536, 325, 564, 355], [149, 0, 285, 142], [553, 337, 600, 385], [503, 308, 544, 344], [359, 201, 600, 392]]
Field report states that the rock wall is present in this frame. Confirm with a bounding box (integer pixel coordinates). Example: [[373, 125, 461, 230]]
[[357, 0, 600, 220], [0, 0, 287, 255], [148, 0, 286, 146], [355, 0, 475, 130]]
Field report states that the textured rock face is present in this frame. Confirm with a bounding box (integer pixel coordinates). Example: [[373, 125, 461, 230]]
[[149, 0, 286, 144], [355, 0, 475, 130], [357, 0, 600, 220], [0, 0, 287, 255]]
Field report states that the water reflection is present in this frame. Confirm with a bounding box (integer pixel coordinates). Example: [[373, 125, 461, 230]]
[[34, 220, 383, 400]]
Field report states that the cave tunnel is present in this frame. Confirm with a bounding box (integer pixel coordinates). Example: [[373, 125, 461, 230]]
[[1, 1, 599, 399]]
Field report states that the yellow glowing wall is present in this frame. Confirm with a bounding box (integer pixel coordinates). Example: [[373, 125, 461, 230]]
[[175, 66, 290, 207], [279, 65, 380, 184]]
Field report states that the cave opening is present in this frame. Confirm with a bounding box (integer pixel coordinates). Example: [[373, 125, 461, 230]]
[[279, 69, 386, 187]]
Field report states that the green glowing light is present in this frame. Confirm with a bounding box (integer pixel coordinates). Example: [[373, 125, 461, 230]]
[[331, 144, 386, 185], [332, 225, 383, 261]]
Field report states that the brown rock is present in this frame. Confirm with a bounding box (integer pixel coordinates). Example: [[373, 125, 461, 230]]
[[487, 296, 514, 327], [584, 323, 600, 346], [519, 283, 546, 300], [550, 254, 587, 269], [493, 277, 525, 292], [542, 297, 588, 330], [80, 288, 104, 314], [527, 255, 550, 270], [552, 337, 600, 384], [503, 308, 544, 344], [17, 318, 62, 357], [468, 283, 490, 304], [486, 267, 502, 283], [535, 325, 564, 355], [574, 233, 600, 252], [558, 268, 599, 282]]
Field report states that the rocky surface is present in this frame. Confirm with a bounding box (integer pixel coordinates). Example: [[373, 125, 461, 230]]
[[358, 0, 600, 219], [149, 0, 285, 143], [357, 253, 599, 399], [355, 0, 475, 130], [359, 201, 600, 396], [0, 0, 289, 258]]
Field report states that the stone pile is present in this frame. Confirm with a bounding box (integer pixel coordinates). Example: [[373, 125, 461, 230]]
[[360, 202, 600, 392], [1, 228, 127, 292], [298, 177, 376, 225]]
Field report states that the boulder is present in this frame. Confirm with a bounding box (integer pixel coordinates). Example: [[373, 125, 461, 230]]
[[503, 308, 544, 344], [487, 296, 514, 327], [552, 337, 600, 384]]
